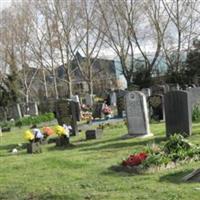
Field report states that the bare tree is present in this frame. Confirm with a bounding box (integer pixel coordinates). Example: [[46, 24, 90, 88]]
[[161, 0, 199, 82]]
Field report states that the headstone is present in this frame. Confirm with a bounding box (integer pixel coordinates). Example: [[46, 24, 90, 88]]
[[164, 91, 192, 137], [169, 83, 180, 91], [141, 88, 151, 98], [55, 99, 78, 136], [148, 95, 164, 121], [72, 101, 81, 121], [56, 136, 70, 146], [125, 91, 151, 136], [110, 91, 117, 106], [85, 129, 103, 140], [116, 90, 127, 117], [85, 94, 93, 106], [187, 87, 200, 108], [92, 103, 103, 119], [27, 142, 42, 154], [151, 85, 166, 95]]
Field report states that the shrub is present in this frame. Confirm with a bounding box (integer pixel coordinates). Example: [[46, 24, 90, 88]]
[[15, 113, 55, 127], [142, 153, 170, 168], [0, 121, 12, 128], [163, 134, 191, 155]]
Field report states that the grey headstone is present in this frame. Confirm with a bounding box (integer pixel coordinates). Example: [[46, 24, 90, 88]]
[[164, 91, 192, 137], [85, 94, 93, 106], [27, 142, 42, 154], [125, 91, 151, 136], [187, 87, 200, 108], [110, 91, 117, 106], [151, 85, 166, 95], [141, 88, 151, 98]]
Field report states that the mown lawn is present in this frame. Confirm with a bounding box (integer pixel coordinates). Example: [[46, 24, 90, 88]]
[[0, 122, 200, 200]]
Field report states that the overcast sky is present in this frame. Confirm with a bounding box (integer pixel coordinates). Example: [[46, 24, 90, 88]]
[[0, 0, 11, 11]]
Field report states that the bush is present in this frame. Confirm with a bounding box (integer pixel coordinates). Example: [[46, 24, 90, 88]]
[[192, 105, 200, 122], [163, 134, 191, 155], [15, 113, 55, 127], [0, 121, 12, 128]]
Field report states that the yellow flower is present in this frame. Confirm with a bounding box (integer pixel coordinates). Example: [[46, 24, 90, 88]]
[[53, 125, 65, 136], [24, 130, 34, 141]]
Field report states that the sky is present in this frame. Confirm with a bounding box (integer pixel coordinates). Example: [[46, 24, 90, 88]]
[[0, 0, 11, 11]]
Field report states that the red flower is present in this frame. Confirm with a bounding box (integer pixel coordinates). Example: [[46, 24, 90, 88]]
[[102, 106, 112, 114], [122, 152, 148, 166]]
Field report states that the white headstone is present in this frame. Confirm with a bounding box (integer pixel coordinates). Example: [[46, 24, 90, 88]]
[[125, 91, 151, 136], [110, 92, 117, 106]]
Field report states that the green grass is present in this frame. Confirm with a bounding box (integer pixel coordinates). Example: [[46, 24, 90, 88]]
[[0, 122, 200, 200]]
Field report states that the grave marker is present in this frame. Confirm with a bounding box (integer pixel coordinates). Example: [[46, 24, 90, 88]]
[[164, 91, 192, 137], [125, 91, 151, 136]]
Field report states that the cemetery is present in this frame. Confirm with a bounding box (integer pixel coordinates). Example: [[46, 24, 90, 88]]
[[1, 86, 200, 200], [1, 0, 200, 199]]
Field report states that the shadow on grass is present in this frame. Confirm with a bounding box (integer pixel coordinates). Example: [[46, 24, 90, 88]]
[[47, 144, 76, 151], [80, 136, 167, 152], [73, 136, 123, 149], [0, 151, 27, 158], [101, 168, 138, 177], [0, 143, 27, 151], [159, 169, 194, 184]]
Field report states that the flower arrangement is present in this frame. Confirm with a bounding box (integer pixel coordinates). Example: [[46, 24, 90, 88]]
[[102, 106, 112, 115], [42, 127, 54, 138], [81, 111, 93, 121], [24, 130, 34, 142], [54, 125, 69, 137], [122, 152, 148, 167]]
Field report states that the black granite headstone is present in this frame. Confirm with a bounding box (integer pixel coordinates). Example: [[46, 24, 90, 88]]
[[85, 129, 103, 140], [92, 103, 103, 119], [55, 99, 78, 136], [56, 136, 70, 146], [164, 91, 192, 137]]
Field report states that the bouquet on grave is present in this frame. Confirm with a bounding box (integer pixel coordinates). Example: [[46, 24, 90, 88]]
[[102, 106, 112, 115], [53, 125, 69, 138], [122, 152, 148, 167], [42, 127, 54, 138], [24, 130, 34, 142]]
